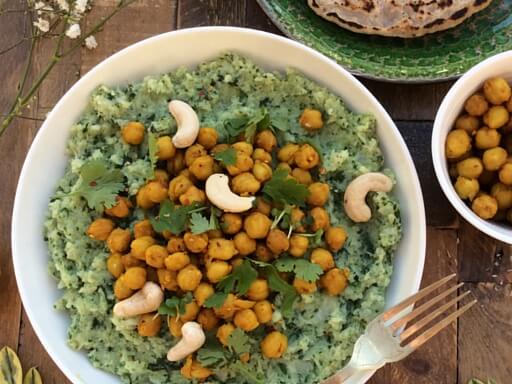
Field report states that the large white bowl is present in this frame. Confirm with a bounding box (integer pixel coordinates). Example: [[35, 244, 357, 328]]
[[432, 51, 512, 245], [12, 27, 426, 384]]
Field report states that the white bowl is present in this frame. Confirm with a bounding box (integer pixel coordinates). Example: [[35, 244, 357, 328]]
[[12, 27, 426, 384], [432, 51, 512, 245]]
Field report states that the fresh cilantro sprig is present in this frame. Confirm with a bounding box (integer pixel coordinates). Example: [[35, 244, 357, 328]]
[[298, 229, 325, 247], [203, 292, 229, 309], [217, 260, 258, 296], [270, 205, 293, 230], [214, 147, 237, 167], [263, 169, 310, 207], [150, 200, 204, 235], [227, 328, 251, 356], [224, 109, 270, 143], [231, 361, 264, 384], [73, 159, 124, 211], [189, 207, 220, 234], [148, 132, 158, 170], [158, 293, 193, 317], [274, 257, 323, 282]]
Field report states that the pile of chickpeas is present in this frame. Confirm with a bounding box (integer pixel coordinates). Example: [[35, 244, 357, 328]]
[[86, 108, 349, 380], [446, 77, 512, 223]]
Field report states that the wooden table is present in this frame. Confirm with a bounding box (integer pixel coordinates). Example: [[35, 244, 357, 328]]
[[1, 1, 511, 383]]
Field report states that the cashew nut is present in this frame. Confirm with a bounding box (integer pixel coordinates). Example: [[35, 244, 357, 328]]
[[113, 281, 164, 318], [168, 100, 200, 148], [343, 172, 393, 223], [167, 322, 206, 362], [205, 173, 255, 213]]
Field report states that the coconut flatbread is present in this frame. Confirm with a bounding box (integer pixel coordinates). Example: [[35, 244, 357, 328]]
[[308, 0, 493, 38]]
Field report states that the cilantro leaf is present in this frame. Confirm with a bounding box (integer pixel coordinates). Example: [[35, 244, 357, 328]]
[[148, 132, 158, 170], [203, 292, 228, 309], [150, 200, 202, 235], [274, 257, 323, 282], [244, 109, 269, 142], [217, 260, 258, 296], [231, 361, 265, 384], [189, 212, 210, 234], [227, 328, 251, 356], [263, 169, 310, 206], [73, 159, 124, 211], [298, 229, 325, 247], [158, 293, 193, 317], [214, 147, 237, 167], [197, 332, 228, 367]]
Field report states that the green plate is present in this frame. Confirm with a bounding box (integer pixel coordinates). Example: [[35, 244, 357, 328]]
[[257, 0, 512, 83]]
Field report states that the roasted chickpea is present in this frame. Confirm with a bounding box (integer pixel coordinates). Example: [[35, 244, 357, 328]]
[[221, 213, 243, 235], [123, 267, 147, 290], [231, 258, 244, 268], [278, 144, 300, 164], [180, 301, 200, 322], [189, 155, 214, 181], [207, 229, 223, 239], [167, 150, 185, 175], [483, 147, 508, 171], [291, 168, 312, 185], [244, 212, 272, 239], [266, 229, 290, 254], [177, 264, 202, 291], [310, 207, 330, 231], [471, 194, 498, 219], [184, 144, 207, 167], [277, 162, 292, 174], [137, 313, 161, 337], [213, 293, 237, 319], [320, 268, 349, 296], [145, 181, 168, 203], [211, 143, 230, 155], [168, 316, 183, 337], [197, 127, 218, 149], [233, 232, 257, 256], [255, 244, 274, 262], [107, 228, 131, 253], [107, 253, 124, 278], [164, 252, 190, 271], [325, 227, 348, 252], [253, 148, 272, 163], [483, 77, 511, 105], [130, 235, 155, 259], [293, 278, 317, 294], [253, 161, 273, 182], [261, 331, 287, 359], [454, 176, 480, 201], [157, 268, 178, 291], [181, 356, 212, 380], [289, 234, 309, 257], [255, 130, 277, 152], [156, 136, 176, 160], [194, 283, 215, 306], [179, 185, 206, 206], [247, 279, 269, 301], [300, 108, 324, 130], [499, 163, 512, 185], [455, 115, 480, 133], [184, 232, 209, 253], [121, 121, 144, 145], [134, 220, 154, 239], [105, 196, 131, 218], [307, 182, 330, 206], [456, 157, 484, 179], [114, 277, 133, 300], [290, 208, 305, 232], [310, 248, 335, 271], [231, 172, 261, 196], [475, 127, 501, 150], [121, 253, 143, 268], [254, 197, 272, 215], [464, 93, 489, 116], [207, 238, 238, 261], [87, 218, 115, 240], [168, 175, 192, 201], [197, 308, 219, 331], [226, 153, 254, 176], [145, 244, 167, 268], [445, 129, 472, 160], [253, 300, 273, 324], [295, 144, 320, 170], [491, 182, 512, 210], [153, 169, 170, 186], [216, 323, 235, 346], [136, 186, 154, 209], [233, 142, 254, 156], [234, 309, 259, 331], [483, 106, 510, 129], [167, 236, 186, 253], [206, 261, 232, 283]]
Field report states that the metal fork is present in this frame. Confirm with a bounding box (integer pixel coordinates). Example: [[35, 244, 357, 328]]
[[322, 274, 476, 384]]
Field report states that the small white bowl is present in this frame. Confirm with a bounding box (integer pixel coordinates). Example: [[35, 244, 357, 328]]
[[432, 51, 512, 245]]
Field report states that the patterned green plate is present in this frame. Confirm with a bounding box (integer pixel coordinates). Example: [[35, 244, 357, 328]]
[[257, 0, 512, 82]]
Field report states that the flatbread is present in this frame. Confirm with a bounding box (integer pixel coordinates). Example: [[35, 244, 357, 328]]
[[308, 0, 493, 38]]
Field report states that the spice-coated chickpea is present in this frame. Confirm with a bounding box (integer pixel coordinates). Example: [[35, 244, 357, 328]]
[[244, 212, 272, 239], [325, 227, 348, 252], [483, 106, 509, 129], [454, 176, 480, 201], [266, 229, 290, 254], [190, 155, 215, 181], [293, 278, 317, 294], [197, 127, 218, 149], [299, 108, 324, 131], [255, 130, 277, 152], [168, 316, 183, 338], [179, 185, 206, 205], [164, 252, 190, 271], [156, 136, 176, 160], [310, 248, 335, 271], [483, 147, 508, 171], [483, 77, 511, 105], [177, 264, 203, 291], [206, 261, 232, 283], [233, 232, 257, 256], [291, 208, 305, 232], [197, 308, 219, 331], [216, 323, 235, 346], [471, 194, 498, 219], [277, 162, 292, 174], [261, 331, 287, 359], [157, 268, 178, 291], [253, 300, 273, 324], [475, 128, 501, 150], [194, 283, 215, 306], [233, 309, 259, 331], [211, 143, 230, 155], [167, 150, 186, 175], [107, 228, 131, 253], [121, 121, 145, 145], [277, 144, 300, 164], [105, 196, 132, 218], [167, 236, 186, 253], [254, 197, 272, 215], [456, 157, 484, 179], [87, 218, 115, 241], [137, 313, 161, 337], [207, 238, 238, 261], [455, 115, 479, 133], [253, 148, 272, 163], [180, 356, 212, 380], [121, 253, 143, 268], [207, 229, 223, 239], [255, 244, 274, 262], [289, 234, 309, 257], [221, 213, 243, 235], [184, 144, 207, 167], [213, 293, 237, 319], [146, 181, 168, 203], [294, 144, 320, 170], [307, 182, 330, 206], [464, 93, 489, 116], [145, 244, 168, 268], [168, 175, 193, 201], [180, 301, 200, 322], [445, 129, 472, 160], [247, 279, 269, 301], [226, 153, 254, 176], [107, 253, 124, 278], [114, 276, 133, 300], [253, 161, 273, 182], [231, 258, 244, 269], [184, 232, 209, 253], [310, 207, 330, 231], [499, 163, 512, 185], [320, 268, 349, 296], [123, 267, 147, 290], [130, 235, 155, 260], [233, 142, 254, 156], [231, 172, 261, 196], [291, 168, 312, 185], [136, 186, 154, 209], [490, 182, 512, 210], [134, 219, 154, 239]]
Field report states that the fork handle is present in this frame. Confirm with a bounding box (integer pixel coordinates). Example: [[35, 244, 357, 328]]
[[321, 362, 384, 384]]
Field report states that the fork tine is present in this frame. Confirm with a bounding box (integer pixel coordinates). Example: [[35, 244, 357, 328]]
[[406, 300, 477, 350], [399, 291, 471, 341], [389, 282, 464, 332], [381, 274, 457, 321]]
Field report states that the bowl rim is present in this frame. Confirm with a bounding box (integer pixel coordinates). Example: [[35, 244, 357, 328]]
[[432, 50, 512, 245], [12, 26, 426, 384]]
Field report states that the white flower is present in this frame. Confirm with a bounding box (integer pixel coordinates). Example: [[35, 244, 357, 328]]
[[85, 36, 98, 50], [75, 0, 88, 13], [56, 0, 69, 11], [34, 1, 46, 10], [33, 18, 50, 33], [65, 23, 81, 39]]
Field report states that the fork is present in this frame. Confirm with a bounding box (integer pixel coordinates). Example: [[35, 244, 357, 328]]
[[322, 274, 476, 384]]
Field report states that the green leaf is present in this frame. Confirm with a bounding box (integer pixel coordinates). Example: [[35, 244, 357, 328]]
[[214, 147, 237, 167], [298, 229, 325, 247], [189, 212, 211, 234], [158, 293, 193, 317], [231, 361, 264, 384], [148, 132, 158, 170], [150, 200, 202, 235], [271, 116, 288, 132], [270, 205, 293, 230], [0, 346, 22, 384], [274, 257, 323, 282], [217, 260, 258, 296], [209, 207, 220, 231], [73, 159, 124, 211], [263, 168, 310, 206], [203, 292, 228, 309], [197, 333, 228, 367], [467, 380, 498, 384], [23, 368, 42, 384], [244, 109, 270, 142], [227, 328, 251, 356]]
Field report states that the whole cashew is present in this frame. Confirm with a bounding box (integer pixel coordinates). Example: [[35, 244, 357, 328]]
[[167, 322, 206, 362], [343, 172, 393, 223], [113, 281, 164, 318], [205, 173, 255, 213], [168, 100, 200, 148]]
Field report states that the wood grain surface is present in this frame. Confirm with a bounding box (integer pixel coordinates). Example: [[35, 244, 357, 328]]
[[0, 1, 509, 384]]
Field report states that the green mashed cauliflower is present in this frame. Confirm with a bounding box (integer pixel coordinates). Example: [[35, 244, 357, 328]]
[[44, 54, 401, 383]]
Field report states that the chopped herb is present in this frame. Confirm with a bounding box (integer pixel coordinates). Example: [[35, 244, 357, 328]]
[[214, 147, 237, 167], [150, 200, 202, 235], [231, 361, 265, 384], [158, 293, 193, 317], [298, 229, 324, 247], [203, 292, 228, 309], [148, 132, 158, 170], [217, 259, 258, 296], [274, 257, 323, 282], [271, 116, 288, 132], [197, 333, 228, 367], [227, 328, 251, 356], [189, 212, 210, 234], [244, 109, 270, 142], [270, 205, 293, 230], [73, 159, 124, 211], [263, 169, 310, 206]]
